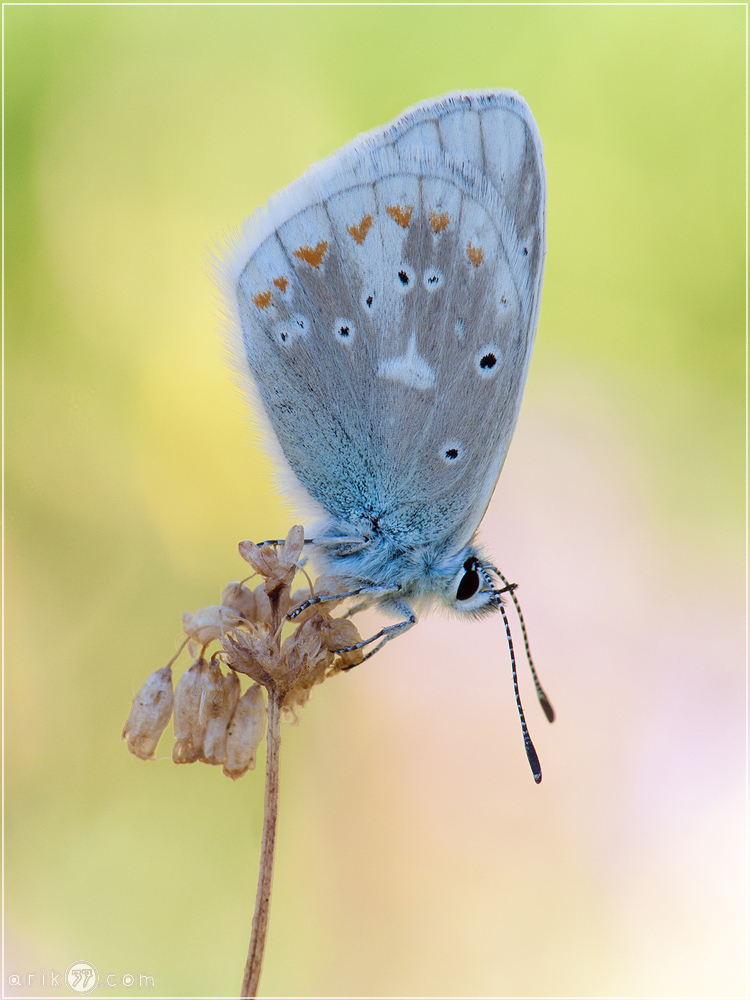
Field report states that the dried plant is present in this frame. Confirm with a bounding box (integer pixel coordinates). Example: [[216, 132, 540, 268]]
[[122, 525, 364, 997]]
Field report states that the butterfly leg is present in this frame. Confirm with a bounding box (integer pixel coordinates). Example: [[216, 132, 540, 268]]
[[256, 535, 366, 548], [288, 583, 399, 620], [335, 598, 417, 666], [287, 586, 416, 665]]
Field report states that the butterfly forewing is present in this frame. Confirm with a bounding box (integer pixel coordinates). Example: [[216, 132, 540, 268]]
[[386, 93, 545, 329]]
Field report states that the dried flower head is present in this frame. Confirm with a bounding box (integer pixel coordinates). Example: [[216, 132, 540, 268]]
[[124, 525, 365, 778]]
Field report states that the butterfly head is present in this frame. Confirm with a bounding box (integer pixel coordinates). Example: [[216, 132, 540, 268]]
[[447, 550, 505, 619]]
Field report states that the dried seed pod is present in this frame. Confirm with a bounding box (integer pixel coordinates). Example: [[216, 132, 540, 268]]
[[182, 606, 244, 646], [202, 670, 241, 765], [172, 658, 207, 764], [122, 664, 174, 760], [320, 617, 365, 669], [238, 524, 305, 578], [223, 684, 267, 780], [199, 658, 230, 723], [239, 526, 305, 623], [282, 684, 314, 721], [281, 617, 330, 683], [221, 581, 272, 627], [280, 524, 305, 566], [251, 583, 273, 625], [266, 525, 305, 605], [221, 581, 256, 620], [238, 540, 279, 578]]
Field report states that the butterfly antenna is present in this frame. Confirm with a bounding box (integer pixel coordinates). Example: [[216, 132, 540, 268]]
[[497, 596, 542, 784], [495, 569, 555, 724]]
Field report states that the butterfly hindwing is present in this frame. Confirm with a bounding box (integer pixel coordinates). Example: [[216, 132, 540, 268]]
[[228, 91, 545, 550]]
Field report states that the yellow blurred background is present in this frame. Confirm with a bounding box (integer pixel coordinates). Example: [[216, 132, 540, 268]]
[[5, 6, 745, 998]]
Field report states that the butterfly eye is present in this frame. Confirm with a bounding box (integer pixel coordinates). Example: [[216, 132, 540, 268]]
[[456, 559, 481, 601]]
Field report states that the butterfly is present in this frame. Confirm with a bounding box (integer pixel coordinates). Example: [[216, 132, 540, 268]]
[[219, 90, 553, 780]]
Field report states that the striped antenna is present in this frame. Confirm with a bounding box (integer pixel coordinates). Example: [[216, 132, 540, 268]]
[[494, 569, 555, 724], [496, 595, 542, 784]]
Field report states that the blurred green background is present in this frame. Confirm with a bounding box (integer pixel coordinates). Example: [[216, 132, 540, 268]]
[[5, 5, 745, 998]]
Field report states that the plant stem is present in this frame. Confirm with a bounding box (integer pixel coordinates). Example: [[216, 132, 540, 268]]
[[240, 686, 283, 998]]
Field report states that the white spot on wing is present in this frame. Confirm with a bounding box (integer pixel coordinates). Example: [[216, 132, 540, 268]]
[[475, 343, 502, 377], [273, 313, 309, 347], [423, 268, 444, 291], [378, 333, 435, 391], [394, 262, 416, 293]]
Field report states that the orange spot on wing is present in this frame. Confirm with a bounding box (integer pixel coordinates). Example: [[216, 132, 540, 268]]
[[466, 242, 484, 267], [386, 204, 413, 228], [429, 209, 450, 233], [294, 240, 328, 268], [252, 290, 272, 309], [347, 213, 374, 245], [272, 276, 289, 292]]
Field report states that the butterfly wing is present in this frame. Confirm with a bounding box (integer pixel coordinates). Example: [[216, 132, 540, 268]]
[[223, 91, 545, 551]]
